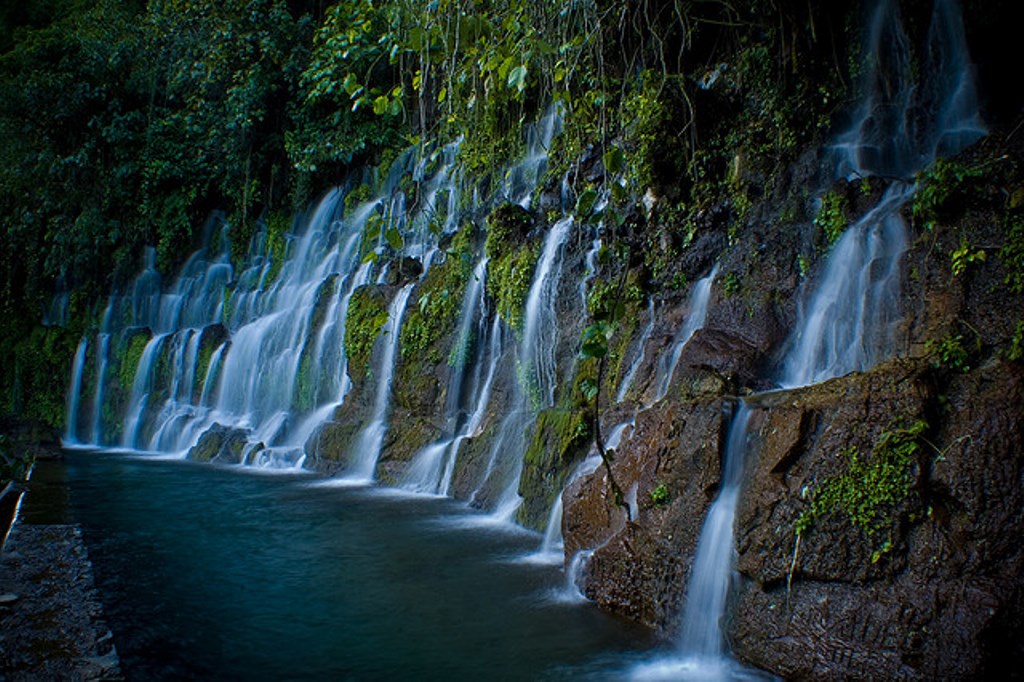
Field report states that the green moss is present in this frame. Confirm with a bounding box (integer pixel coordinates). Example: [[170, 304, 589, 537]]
[[400, 225, 475, 362], [263, 211, 292, 285], [1, 325, 78, 429], [344, 183, 374, 214], [344, 286, 389, 382], [999, 213, 1024, 294], [650, 482, 670, 506], [118, 332, 150, 391], [795, 420, 927, 550], [516, 407, 593, 528], [485, 204, 538, 332], [815, 190, 848, 245]]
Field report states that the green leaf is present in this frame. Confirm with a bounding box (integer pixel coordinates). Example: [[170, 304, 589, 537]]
[[603, 146, 625, 175], [575, 189, 598, 218], [365, 214, 382, 242], [580, 321, 611, 359], [579, 377, 599, 401], [385, 226, 404, 250], [343, 73, 360, 96], [507, 64, 528, 92], [373, 95, 389, 115]]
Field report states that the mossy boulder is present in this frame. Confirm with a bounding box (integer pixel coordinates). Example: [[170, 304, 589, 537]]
[[187, 423, 250, 464]]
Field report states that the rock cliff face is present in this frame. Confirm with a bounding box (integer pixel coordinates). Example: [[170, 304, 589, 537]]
[[556, 125, 1024, 676], [731, 361, 1024, 679]]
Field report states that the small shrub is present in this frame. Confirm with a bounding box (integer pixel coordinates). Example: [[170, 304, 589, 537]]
[[925, 333, 971, 373], [723, 272, 741, 297], [950, 237, 986, 278], [650, 482, 670, 506]]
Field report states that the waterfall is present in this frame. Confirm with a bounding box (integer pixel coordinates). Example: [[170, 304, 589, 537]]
[[499, 104, 563, 208], [521, 216, 575, 408], [785, 0, 984, 390], [403, 258, 494, 495], [616, 299, 656, 403], [342, 282, 415, 483], [652, 265, 718, 403], [121, 334, 169, 449], [64, 337, 88, 444], [781, 185, 912, 388], [66, 103, 557, 482], [473, 216, 575, 521], [677, 403, 750, 659], [580, 236, 602, 309], [91, 333, 110, 444]]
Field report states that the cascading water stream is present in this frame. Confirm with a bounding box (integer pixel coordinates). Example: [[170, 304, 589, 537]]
[[535, 264, 715, 563], [473, 216, 575, 521], [91, 333, 110, 443], [652, 265, 719, 404], [677, 403, 750, 660], [121, 334, 169, 449], [786, 0, 984, 389], [781, 185, 912, 388], [499, 104, 563, 209], [342, 282, 415, 483], [64, 337, 88, 444], [402, 258, 493, 495], [616, 299, 655, 404]]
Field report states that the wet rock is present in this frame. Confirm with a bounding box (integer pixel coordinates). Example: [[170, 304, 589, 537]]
[[729, 360, 1024, 680], [385, 256, 423, 285], [564, 398, 727, 634], [186, 423, 249, 464]]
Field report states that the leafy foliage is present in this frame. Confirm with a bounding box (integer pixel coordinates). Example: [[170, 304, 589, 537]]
[[912, 158, 984, 230], [815, 190, 848, 245], [950, 237, 986, 278], [485, 204, 537, 331], [925, 333, 972, 373], [400, 225, 475, 362], [999, 213, 1024, 294], [650, 482, 670, 506], [795, 420, 927, 552]]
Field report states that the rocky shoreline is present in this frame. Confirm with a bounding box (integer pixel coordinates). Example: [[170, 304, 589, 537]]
[[1, 481, 121, 681]]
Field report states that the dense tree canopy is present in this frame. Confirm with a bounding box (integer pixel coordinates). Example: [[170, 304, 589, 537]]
[[1, 0, 1017, 427]]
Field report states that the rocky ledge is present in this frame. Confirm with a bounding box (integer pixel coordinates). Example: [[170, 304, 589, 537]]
[[1, 524, 121, 681]]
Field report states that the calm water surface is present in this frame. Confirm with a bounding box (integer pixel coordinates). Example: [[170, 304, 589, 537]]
[[50, 449, 656, 680]]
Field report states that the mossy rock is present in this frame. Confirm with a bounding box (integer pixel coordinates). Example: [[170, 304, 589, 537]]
[[187, 423, 249, 464], [193, 324, 229, 403], [345, 285, 390, 383], [303, 417, 364, 476], [516, 408, 593, 530]]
